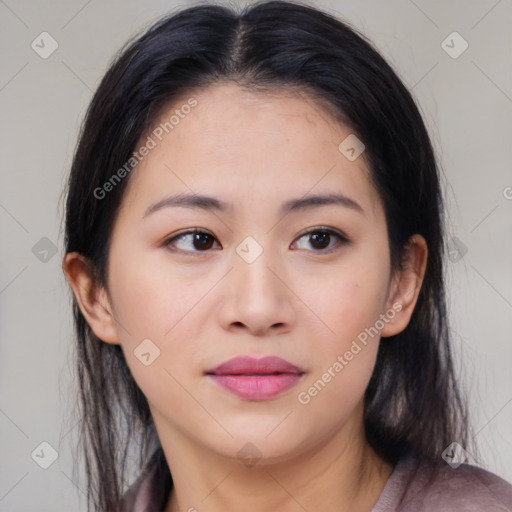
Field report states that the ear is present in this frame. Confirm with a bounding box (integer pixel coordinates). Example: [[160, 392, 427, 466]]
[[381, 234, 428, 338], [62, 252, 120, 345]]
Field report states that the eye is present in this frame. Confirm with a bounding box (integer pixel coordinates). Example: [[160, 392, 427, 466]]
[[162, 227, 349, 255], [162, 229, 221, 253], [291, 227, 349, 253]]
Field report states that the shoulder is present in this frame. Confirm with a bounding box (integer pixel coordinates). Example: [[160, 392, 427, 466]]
[[119, 448, 172, 512], [420, 461, 512, 511], [119, 463, 158, 512], [373, 455, 512, 512]]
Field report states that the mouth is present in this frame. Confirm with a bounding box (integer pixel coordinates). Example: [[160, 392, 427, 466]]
[[205, 356, 305, 400]]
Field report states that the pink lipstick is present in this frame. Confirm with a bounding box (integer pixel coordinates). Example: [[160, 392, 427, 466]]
[[206, 356, 304, 401]]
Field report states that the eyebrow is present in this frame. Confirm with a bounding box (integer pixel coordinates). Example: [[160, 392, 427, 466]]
[[143, 192, 364, 218]]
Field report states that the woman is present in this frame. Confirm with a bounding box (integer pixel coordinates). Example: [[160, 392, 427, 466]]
[[61, 1, 512, 511]]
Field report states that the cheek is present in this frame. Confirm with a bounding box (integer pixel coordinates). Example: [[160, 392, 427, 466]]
[[295, 275, 385, 424], [108, 252, 217, 399], [296, 256, 389, 402], [110, 261, 206, 408], [310, 280, 383, 386], [306, 266, 388, 346], [109, 247, 206, 341]]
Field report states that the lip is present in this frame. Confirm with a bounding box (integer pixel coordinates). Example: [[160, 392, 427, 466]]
[[206, 356, 305, 401]]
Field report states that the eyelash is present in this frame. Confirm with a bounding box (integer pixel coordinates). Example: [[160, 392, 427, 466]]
[[162, 227, 350, 255]]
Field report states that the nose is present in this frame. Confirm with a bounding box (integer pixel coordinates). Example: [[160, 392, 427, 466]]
[[216, 243, 296, 337]]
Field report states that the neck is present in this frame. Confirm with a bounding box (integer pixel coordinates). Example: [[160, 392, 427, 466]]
[[159, 405, 392, 512]]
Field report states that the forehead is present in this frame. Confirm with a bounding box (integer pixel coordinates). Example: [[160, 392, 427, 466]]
[[161, 83, 352, 158], [120, 82, 381, 221]]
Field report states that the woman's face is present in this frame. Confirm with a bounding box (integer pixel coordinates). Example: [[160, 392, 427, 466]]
[[89, 83, 413, 463]]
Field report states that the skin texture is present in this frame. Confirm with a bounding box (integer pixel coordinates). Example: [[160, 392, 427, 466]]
[[63, 82, 428, 512]]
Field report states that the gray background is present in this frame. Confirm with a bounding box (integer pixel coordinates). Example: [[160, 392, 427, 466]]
[[0, 0, 511, 510]]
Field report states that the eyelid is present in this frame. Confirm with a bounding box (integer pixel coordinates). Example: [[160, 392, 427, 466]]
[[291, 226, 350, 253], [162, 226, 350, 254], [162, 228, 221, 254], [294, 225, 349, 241]]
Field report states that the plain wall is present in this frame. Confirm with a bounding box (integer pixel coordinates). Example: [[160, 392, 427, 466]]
[[0, 0, 511, 510]]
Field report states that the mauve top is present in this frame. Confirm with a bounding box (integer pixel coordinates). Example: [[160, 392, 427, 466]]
[[120, 450, 512, 511]]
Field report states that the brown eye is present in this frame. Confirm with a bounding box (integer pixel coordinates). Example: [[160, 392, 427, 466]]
[[190, 232, 215, 250], [309, 231, 331, 250], [163, 229, 221, 253], [292, 228, 349, 253]]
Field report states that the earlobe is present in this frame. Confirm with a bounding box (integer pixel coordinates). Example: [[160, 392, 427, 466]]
[[381, 234, 428, 338], [62, 252, 120, 345]]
